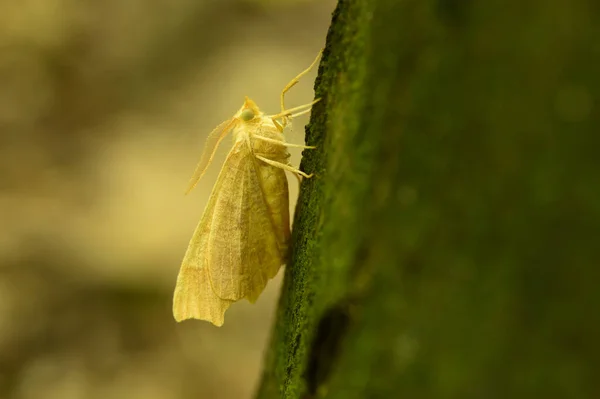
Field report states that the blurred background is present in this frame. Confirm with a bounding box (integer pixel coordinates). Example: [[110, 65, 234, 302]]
[[0, 0, 334, 398]]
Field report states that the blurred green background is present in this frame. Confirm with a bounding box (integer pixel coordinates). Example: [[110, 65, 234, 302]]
[[0, 1, 334, 398]]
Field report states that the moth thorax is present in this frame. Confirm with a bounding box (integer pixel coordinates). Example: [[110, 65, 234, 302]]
[[253, 125, 287, 158]]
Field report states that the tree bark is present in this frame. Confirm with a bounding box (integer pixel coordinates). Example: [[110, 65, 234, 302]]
[[256, 0, 600, 398]]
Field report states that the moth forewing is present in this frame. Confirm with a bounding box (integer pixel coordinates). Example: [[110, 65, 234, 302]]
[[174, 140, 255, 324], [173, 264, 233, 326], [206, 118, 291, 302]]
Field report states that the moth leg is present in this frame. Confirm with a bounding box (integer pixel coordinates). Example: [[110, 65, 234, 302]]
[[268, 99, 321, 126], [280, 49, 323, 113], [273, 118, 284, 132], [287, 107, 313, 119], [254, 154, 313, 179], [253, 134, 316, 149]]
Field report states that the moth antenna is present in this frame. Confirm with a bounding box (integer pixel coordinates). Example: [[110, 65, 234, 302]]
[[185, 118, 237, 194]]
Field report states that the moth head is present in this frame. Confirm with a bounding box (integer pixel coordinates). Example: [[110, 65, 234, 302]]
[[236, 96, 262, 122]]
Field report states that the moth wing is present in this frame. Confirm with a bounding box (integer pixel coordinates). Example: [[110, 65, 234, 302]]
[[173, 139, 242, 325], [207, 140, 290, 303], [185, 118, 238, 194], [172, 263, 233, 326], [173, 194, 234, 325]]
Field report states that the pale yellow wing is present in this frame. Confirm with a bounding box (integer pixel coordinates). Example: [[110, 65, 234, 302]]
[[173, 135, 242, 325], [173, 139, 290, 324], [172, 188, 233, 325], [172, 263, 233, 326], [205, 140, 290, 303]]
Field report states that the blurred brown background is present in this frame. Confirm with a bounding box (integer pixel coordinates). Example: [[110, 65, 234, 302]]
[[0, 1, 334, 398]]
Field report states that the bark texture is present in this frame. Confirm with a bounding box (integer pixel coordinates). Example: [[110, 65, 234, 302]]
[[256, 0, 600, 398]]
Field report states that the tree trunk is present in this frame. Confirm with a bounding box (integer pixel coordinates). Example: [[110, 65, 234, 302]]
[[256, 0, 600, 398]]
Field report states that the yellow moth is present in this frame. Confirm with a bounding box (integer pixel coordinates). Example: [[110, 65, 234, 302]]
[[173, 49, 323, 326]]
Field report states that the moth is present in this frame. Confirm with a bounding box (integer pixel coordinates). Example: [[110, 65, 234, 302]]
[[173, 50, 322, 326]]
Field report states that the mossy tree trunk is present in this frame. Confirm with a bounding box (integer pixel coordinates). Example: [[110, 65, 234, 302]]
[[256, 0, 600, 398]]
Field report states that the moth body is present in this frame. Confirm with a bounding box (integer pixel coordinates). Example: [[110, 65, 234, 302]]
[[172, 49, 323, 326]]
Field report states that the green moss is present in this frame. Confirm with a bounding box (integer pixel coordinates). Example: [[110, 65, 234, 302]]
[[257, 0, 600, 398], [256, 1, 375, 397]]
